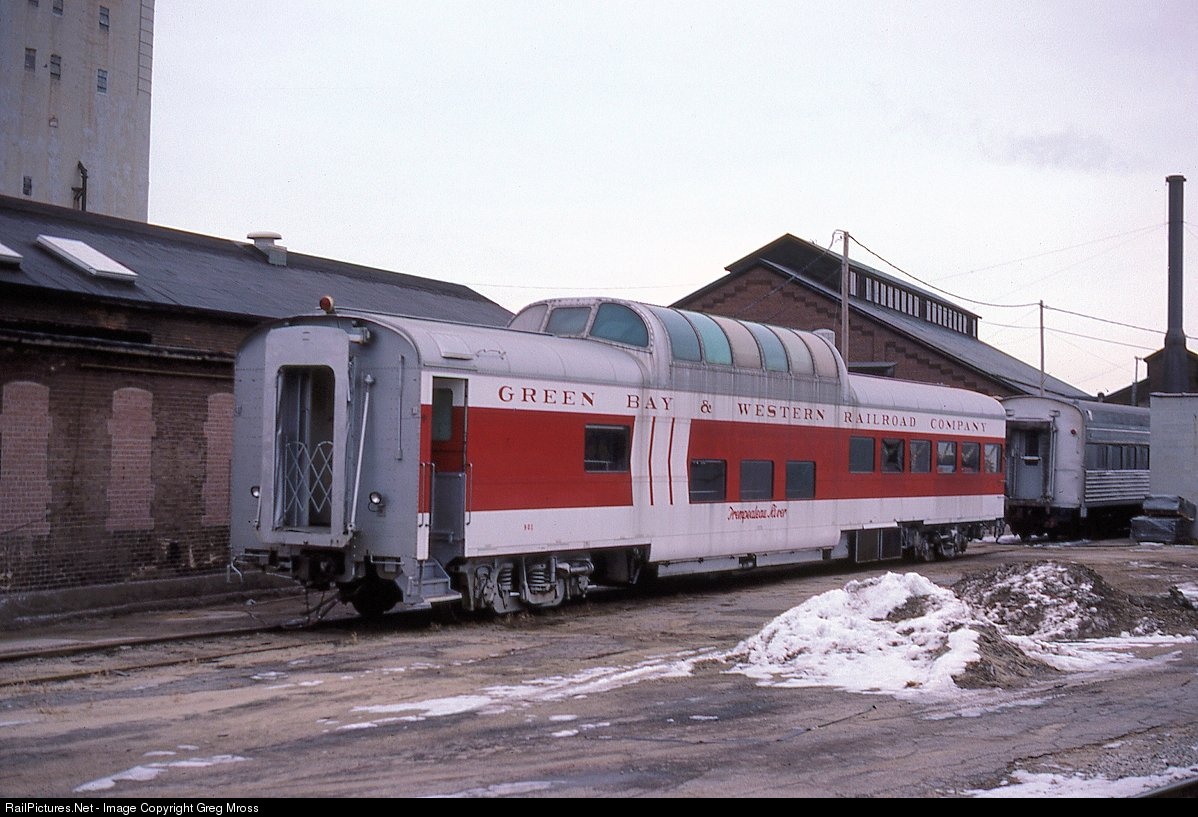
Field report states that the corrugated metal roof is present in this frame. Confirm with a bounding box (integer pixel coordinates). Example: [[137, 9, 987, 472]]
[[0, 196, 513, 327]]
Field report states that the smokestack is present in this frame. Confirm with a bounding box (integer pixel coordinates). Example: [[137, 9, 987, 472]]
[[1163, 175, 1187, 392]]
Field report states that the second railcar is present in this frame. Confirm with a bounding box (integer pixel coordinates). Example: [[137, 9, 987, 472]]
[[1002, 395, 1150, 540], [231, 297, 1006, 617]]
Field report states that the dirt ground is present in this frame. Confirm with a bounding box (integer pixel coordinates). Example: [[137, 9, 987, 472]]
[[2, 539, 1197, 798]]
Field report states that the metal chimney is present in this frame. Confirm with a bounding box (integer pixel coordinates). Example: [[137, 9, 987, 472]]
[[1163, 175, 1187, 392]]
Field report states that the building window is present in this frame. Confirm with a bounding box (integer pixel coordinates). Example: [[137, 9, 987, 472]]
[[584, 425, 630, 473], [99, 5, 109, 28], [96, 68, 107, 93], [52, 0, 63, 14], [739, 460, 773, 501], [22, 176, 33, 196], [25, 48, 37, 71], [50, 54, 61, 79]]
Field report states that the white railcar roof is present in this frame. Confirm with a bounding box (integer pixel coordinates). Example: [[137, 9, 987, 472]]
[[850, 373, 1005, 420]]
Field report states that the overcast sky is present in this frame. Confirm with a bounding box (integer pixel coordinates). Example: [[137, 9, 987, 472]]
[[147, 1, 1197, 396]]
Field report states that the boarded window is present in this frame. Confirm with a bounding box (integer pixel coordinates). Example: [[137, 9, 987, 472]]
[[739, 460, 773, 501], [785, 460, 816, 499], [849, 436, 875, 473]]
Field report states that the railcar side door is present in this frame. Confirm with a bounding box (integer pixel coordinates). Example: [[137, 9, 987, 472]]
[[1008, 421, 1053, 502], [428, 376, 469, 566]]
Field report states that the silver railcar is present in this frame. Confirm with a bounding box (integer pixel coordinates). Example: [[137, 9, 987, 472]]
[[1003, 395, 1149, 539]]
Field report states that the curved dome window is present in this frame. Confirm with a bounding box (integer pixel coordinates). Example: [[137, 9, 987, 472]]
[[681, 310, 732, 366], [647, 306, 702, 362], [545, 306, 591, 337], [745, 322, 789, 372], [590, 303, 649, 347]]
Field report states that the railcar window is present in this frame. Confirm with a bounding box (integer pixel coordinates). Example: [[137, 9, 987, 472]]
[[785, 460, 816, 499], [937, 441, 957, 473], [590, 303, 649, 347], [1123, 445, 1137, 470], [508, 303, 548, 331], [680, 310, 733, 366], [740, 460, 774, 501], [745, 323, 789, 372], [961, 442, 980, 473], [984, 443, 1003, 473], [881, 438, 904, 473], [849, 436, 875, 473], [1137, 445, 1150, 469], [545, 306, 591, 336], [584, 425, 631, 472], [432, 388, 454, 442], [647, 306, 702, 362], [1106, 444, 1123, 470], [1085, 443, 1105, 470], [910, 440, 931, 473], [689, 459, 727, 503]]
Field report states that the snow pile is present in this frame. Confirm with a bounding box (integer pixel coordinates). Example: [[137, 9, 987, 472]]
[[953, 562, 1121, 639], [725, 572, 986, 696], [725, 562, 1198, 698]]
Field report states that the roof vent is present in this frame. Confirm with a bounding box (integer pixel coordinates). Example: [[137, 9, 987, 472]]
[[814, 328, 837, 348], [247, 231, 287, 266]]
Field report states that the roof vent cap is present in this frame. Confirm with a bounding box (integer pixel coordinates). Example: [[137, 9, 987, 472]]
[[247, 231, 287, 266]]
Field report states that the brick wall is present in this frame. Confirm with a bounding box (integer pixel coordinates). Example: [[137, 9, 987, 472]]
[[678, 266, 1018, 397], [0, 300, 245, 592]]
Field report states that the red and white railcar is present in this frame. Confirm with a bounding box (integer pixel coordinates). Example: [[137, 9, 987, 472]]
[[230, 298, 1005, 616]]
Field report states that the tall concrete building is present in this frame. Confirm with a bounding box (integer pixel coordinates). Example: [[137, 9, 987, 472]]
[[2, 0, 153, 221]]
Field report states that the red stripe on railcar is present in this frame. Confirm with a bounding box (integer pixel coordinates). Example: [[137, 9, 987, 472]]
[[466, 408, 635, 511]]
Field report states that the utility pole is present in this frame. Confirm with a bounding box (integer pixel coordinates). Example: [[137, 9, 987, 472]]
[[840, 231, 850, 361], [1039, 300, 1045, 397]]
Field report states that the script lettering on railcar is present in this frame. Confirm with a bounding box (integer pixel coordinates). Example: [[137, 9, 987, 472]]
[[728, 504, 788, 521], [738, 402, 826, 421], [626, 394, 673, 411], [498, 385, 596, 407]]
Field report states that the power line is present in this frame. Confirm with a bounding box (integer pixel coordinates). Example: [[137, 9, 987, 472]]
[[936, 223, 1161, 280], [848, 235, 1039, 309], [848, 232, 1168, 333]]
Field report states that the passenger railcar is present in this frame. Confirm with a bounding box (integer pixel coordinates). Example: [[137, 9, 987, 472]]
[[230, 297, 1005, 616], [1002, 395, 1150, 540]]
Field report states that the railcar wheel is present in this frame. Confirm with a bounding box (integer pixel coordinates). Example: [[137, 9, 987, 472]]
[[346, 577, 402, 619], [935, 539, 958, 560]]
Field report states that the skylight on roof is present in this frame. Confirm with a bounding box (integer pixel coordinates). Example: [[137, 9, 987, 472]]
[[0, 240, 22, 266], [36, 235, 137, 281]]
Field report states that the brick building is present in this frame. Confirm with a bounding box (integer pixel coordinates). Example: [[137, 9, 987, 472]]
[[0, 195, 510, 607], [675, 234, 1088, 400]]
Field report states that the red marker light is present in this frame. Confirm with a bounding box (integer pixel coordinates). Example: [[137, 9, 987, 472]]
[[319, 295, 335, 314]]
